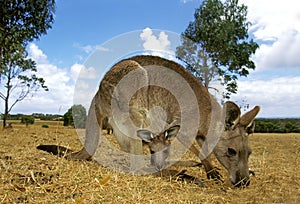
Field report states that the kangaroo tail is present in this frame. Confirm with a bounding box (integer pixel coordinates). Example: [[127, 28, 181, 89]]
[[37, 145, 92, 161], [37, 145, 72, 157]]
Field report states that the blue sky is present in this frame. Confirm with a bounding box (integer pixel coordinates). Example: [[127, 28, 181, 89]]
[[7, 0, 300, 117], [36, 0, 199, 68]]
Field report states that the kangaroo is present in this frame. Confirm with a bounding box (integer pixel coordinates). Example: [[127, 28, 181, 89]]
[[38, 55, 260, 187], [125, 55, 260, 186]]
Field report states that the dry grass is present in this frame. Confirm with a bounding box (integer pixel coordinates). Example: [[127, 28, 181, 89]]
[[0, 124, 299, 203]]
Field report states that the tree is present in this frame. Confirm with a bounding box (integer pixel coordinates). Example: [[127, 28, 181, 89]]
[[21, 115, 35, 126], [176, 37, 219, 90], [63, 108, 73, 127], [176, 0, 258, 98], [63, 105, 87, 129], [0, 0, 55, 127]]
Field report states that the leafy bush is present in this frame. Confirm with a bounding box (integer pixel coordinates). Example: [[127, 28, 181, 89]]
[[21, 115, 35, 126], [63, 104, 87, 128]]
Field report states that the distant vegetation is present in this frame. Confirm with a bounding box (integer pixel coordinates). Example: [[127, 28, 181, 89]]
[[2, 113, 299, 133], [2, 113, 63, 121], [63, 104, 87, 128], [20, 115, 35, 126], [0, 113, 63, 127], [1, 105, 88, 128], [255, 118, 300, 133], [1, 113, 63, 127]]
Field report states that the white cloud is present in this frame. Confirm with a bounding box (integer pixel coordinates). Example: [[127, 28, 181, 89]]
[[226, 1, 300, 118], [74, 43, 110, 54], [254, 29, 300, 70], [81, 45, 95, 54], [28, 43, 48, 64], [70, 65, 100, 112], [95, 45, 110, 52], [73, 86, 95, 111], [70, 63, 97, 80], [239, 0, 300, 70], [75, 80, 89, 90], [10, 43, 76, 114], [231, 76, 300, 117], [140, 28, 174, 57], [180, 0, 193, 3]]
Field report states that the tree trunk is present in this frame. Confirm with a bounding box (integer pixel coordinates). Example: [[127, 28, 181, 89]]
[[3, 90, 9, 128], [203, 56, 210, 89], [3, 72, 11, 128], [3, 108, 8, 128]]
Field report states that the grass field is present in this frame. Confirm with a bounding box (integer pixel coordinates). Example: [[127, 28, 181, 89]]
[[0, 123, 299, 203]]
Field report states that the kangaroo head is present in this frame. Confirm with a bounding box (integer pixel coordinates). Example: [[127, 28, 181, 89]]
[[137, 125, 180, 171], [214, 101, 260, 187]]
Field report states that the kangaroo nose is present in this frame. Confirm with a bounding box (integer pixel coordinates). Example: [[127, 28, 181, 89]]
[[155, 164, 164, 171]]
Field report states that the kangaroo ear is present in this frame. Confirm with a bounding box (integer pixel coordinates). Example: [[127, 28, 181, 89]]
[[223, 101, 241, 129], [165, 125, 180, 140], [240, 106, 260, 128], [137, 130, 154, 143], [246, 121, 255, 135]]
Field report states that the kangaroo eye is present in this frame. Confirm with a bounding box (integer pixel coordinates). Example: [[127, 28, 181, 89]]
[[227, 148, 237, 157]]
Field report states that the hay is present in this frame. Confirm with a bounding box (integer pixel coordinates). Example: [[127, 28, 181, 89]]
[[0, 125, 299, 203]]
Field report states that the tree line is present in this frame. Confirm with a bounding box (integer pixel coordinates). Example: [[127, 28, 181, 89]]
[[3, 108, 300, 133], [5, 113, 63, 121], [1, 104, 86, 128], [254, 118, 300, 133]]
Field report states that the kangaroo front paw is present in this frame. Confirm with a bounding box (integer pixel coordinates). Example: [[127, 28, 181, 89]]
[[206, 167, 223, 182]]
